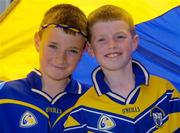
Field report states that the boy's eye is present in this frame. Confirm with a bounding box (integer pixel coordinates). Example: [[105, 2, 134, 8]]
[[116, 35, 125, 39], [97, 38, 105, 42], [48, 44, 57, 49], [68, 49, 79, 54], [95, 38, 106, 44]]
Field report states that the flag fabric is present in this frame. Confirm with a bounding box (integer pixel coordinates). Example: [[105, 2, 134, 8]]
[[0, 0, 180, 90]]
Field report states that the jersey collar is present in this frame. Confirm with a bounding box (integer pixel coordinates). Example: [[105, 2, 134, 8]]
[[26, 69, 83, 95], [92, 60, 149, 96]]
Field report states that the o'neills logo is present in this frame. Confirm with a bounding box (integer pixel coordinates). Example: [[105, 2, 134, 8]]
[[46, 107, 62, 114], [122, 107, 140, 114]]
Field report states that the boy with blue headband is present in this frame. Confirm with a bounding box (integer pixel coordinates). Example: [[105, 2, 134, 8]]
[[0, 4, 88, 133]]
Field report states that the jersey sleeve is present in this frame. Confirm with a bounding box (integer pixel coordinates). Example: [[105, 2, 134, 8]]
[[167, 81, 180, 112], [167, 81, 180, 132]]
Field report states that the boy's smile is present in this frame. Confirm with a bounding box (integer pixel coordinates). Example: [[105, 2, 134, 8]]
[[89, 20, 138, 71], [104, 51, 122, 59]]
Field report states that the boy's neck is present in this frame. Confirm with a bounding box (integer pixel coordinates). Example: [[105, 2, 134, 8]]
[[102, 63, 135, 98], [41, 74, 70, 98]]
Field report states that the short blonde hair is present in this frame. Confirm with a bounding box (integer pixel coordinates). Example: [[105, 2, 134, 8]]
[[87, 5, 135, 41], [39, 4, 87, 37]]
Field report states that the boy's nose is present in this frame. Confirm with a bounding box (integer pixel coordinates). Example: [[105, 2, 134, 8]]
[[55, 52, 67, 64], [108, 39, 116, 49]]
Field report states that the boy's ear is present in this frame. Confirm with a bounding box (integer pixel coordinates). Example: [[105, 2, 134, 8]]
[[34, 32, 41, 52], [132, 34, 139, 52], [87, 42, 95, 57]]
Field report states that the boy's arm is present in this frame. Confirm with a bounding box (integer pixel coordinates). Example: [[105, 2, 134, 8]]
[[167, 82, 180, 132]]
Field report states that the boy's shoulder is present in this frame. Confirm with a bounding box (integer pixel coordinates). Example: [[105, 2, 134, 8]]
[[149, 75, 174, 88], [144, 74, 179, 95], [0, 78, 30, 97]]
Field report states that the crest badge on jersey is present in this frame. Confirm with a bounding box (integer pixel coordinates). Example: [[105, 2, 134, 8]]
[[150, 106, 165, 127], [98, 114, 116, 130], [19, 111, 37, 128]]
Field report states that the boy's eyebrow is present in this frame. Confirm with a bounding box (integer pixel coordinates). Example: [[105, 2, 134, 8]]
[[95, 31, 127, 37], [69, 46, 82, 50], [93, 34, 106, 38], [48, 41, 58, 45], [97, 31, 126, 36], [115, 31, 128, 34], [47, 41, 83, 50]]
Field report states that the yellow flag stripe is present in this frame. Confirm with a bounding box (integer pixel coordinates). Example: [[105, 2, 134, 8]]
[[0, 99, 49, 118]]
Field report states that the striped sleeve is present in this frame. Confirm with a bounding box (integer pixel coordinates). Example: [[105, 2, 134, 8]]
[[167, 81, 180, 132], [167, 81, 180, 113]]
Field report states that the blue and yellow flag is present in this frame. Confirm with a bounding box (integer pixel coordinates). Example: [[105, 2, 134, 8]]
[[0, 0, 180, 90]]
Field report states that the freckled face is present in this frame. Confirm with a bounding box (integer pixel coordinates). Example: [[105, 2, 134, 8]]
[[89, 20, 138, 71], [35, 28, 85, 81]]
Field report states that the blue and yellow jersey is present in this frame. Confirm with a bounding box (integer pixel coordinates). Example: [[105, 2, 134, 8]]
[[64, 60, 180, 133], [0, 70, 89, 133]]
